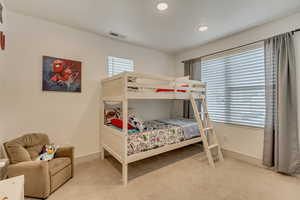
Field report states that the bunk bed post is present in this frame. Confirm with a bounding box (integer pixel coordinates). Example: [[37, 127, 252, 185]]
[[100, 100, 105, 160], [122, 73, 129, 185]]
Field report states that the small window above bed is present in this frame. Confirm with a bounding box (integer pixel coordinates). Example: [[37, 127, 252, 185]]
[[107, 56, 134, 77]]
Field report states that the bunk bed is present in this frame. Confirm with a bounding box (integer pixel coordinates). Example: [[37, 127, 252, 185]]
[[101, 72, 223, 185]]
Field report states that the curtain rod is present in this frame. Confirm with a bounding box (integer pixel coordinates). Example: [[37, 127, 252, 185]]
[[182, 28, 300, 63], [292, 28, 300, 34]]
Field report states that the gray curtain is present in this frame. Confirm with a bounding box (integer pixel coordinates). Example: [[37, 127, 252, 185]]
[[263, 32, 300, 174], [183, 60, 201, 119]]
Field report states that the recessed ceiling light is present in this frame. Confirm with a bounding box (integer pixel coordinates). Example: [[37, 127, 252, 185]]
[[198, 25, 208, 32], [157, 2, 168, 11]]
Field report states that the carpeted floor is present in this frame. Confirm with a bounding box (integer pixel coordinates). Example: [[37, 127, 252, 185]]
[[29, 144, 300, 200]]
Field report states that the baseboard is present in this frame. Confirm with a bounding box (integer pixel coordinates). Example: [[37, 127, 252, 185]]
[[222, 149, 264, 168], [75, 151, 101, 165], [74, 149, 264, 169]]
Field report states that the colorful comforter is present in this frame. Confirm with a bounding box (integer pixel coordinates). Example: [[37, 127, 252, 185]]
[[158, 119, 200, 139], [127, 119, 200, 155]]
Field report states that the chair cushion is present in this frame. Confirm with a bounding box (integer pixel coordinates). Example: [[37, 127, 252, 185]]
[[4, 145, 31, 164], [4, 133, 50, 164], [49, 158, 71, 176], [27, 144, 45, 160]]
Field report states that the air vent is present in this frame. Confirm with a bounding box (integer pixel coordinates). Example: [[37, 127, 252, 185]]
[[108, 31, 126, 40]]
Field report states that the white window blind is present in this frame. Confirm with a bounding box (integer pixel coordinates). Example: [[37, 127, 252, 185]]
[[107, 56, 134, 77], [201, 45, 265, 127]]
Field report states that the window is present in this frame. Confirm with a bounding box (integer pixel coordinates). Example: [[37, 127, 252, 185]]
[[201, 44, 265, 127], [107, 56, 134, 77]]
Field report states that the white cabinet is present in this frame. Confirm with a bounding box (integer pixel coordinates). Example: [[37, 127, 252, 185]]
[[0, 176, 24, 200]]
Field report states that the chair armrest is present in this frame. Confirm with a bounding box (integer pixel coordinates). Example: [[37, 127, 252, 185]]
[[55, 146, 74, 159], [7, 161, 50, 198], [55, 146, 74, 177]]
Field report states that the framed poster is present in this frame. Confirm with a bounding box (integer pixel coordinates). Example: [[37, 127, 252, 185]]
[[0, 0, 4, 26], [0, 0, 6, 29], [42, 56, 82, 92], [0, 0, 6, 50]]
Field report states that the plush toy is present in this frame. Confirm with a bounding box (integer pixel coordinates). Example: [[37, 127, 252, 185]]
[[104, 107, 121, 124], [36, 144, 59, 161], [128, 114, 145, 132]]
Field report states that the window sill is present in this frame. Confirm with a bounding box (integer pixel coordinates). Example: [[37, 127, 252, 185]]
[[212, 121, 264, 131]]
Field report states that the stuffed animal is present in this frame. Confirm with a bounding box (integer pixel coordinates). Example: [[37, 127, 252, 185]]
[[104, 108, 121, 124], [36, 144, 59, 161], [128, 114, 145, 132]]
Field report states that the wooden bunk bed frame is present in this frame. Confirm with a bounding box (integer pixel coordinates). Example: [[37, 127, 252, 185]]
[[101, 72, 223, 185]]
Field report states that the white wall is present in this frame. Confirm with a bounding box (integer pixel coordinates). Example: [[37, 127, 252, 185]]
[[176, 12, 300, 160], [0, 47, 5, 158], [0, 11, 175, 158], [295, 32, 300, 148], [1, 10, 300, 161], [0, 0, 7, 158]]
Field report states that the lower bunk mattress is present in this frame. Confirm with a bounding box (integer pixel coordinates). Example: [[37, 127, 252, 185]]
[[127, 119, 200, 156]]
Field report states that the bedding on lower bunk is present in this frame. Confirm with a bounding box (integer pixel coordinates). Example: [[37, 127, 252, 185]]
[[108, 119, 200, 156], [158, 119, 200, 139], [104, 106, 201, 155]]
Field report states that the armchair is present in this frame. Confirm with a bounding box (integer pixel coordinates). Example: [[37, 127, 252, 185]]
[[4, 133, 74, 199]]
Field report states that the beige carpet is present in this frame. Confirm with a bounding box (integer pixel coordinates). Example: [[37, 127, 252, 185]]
[[35, 144, 299, 200]]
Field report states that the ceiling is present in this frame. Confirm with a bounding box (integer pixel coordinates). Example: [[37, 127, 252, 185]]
[[6, 0, 300, 54]]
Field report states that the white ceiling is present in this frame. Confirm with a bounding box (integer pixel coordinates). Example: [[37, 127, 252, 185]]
[[6, 0, 300, 54]]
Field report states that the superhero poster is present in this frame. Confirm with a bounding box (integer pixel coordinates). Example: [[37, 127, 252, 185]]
[[42, 56, 81, 92]]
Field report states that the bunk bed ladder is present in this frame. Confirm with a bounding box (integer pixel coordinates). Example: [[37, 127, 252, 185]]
[[190, 94, 224, 168]]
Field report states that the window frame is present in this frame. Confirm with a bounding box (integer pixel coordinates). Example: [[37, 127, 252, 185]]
[[107, 56, 134, 77], [200, 43, 266, 128]]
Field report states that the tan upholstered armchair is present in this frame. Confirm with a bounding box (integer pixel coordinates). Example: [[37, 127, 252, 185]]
[[4, 133, 74, 199]]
